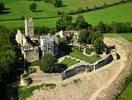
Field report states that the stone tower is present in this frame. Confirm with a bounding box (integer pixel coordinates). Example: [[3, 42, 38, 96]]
[[25, 17, 34, 37]]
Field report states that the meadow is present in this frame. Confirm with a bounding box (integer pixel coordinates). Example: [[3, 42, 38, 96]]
[[0, 0, 132, 29]]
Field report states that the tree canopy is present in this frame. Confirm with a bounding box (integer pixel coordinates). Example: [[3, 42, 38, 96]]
[[40, 53, 57, 73], [29, 3, 37, 12]]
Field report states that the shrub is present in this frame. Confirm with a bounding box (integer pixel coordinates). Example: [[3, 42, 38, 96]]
[[29, 2, 37, 12], [40, 53, 57, 73]]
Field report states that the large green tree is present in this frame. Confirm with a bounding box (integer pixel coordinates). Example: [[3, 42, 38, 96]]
[[94, 37, 104, 54], [0, 2, 5, 13], [40, 53, 57, 73], [29, 3, 37, 12], [56, 14, 72, 31], [54, 0, 63, 7], [75, 15, 89, 30], [78, 29, 90, 44]]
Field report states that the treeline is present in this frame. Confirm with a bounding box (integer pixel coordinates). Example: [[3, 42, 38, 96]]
[[95, 21, 132, 33], [0, 26, 21, 100], [58, 0, 132, 16], [43, 0, 63, 7]]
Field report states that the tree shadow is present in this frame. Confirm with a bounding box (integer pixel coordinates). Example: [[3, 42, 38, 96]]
[[34, 10, 43, 13], [0, 8, 11, 14], [54, 64, 67, 73], [0, 10, 11, 14]]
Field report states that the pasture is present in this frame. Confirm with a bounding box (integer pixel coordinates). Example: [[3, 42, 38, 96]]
[[0, 1, 132, 29]]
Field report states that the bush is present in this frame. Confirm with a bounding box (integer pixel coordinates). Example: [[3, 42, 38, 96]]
[[40, 53, 57, 73], [0, 2, 5, 12], [29, 2, 37, 12], [86, 48, 94, 54]]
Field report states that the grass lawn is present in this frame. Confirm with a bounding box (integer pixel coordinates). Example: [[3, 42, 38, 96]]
[[104, 33, 132, 42], [104, 33, 122, 38], [0, 1, 132, 29], [69, 48, 101, 64], [119, 82, 132, 100], [120, 33, 132, 42], [60, 57, 79, 67], [19, 83, 56, 100]]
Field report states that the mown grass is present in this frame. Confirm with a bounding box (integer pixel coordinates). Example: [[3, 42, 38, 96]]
[[0, 1, 132, 29], [104, 33, 132, 42], [120, 33, 132, 42], [60, 57, 79, 67], [1, 0, 121, 20], [69, 48, 101, 64], [19, 83, 56, 100]]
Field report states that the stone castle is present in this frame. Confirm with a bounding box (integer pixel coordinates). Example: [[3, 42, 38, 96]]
[[16, 17, 58, 62]]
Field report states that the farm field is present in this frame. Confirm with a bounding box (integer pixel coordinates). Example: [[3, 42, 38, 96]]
[[1, 0, 121, 20], [0, 1, 132, 29]]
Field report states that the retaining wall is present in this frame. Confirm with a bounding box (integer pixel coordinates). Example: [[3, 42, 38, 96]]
[[61, 54, 116, 80]]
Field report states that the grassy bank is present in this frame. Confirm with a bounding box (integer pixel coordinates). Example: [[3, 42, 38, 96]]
[[19, 83, 56, 100]]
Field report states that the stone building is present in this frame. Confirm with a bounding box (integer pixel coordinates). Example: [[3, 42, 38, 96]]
[[56, 30, 79, 46], [25, 17, 34, 38], [40, 35, 59, 56], [16, 17, 59, 62], [16, 17, 39, 62]]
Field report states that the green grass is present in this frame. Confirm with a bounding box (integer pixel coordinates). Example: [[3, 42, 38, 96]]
[[60, 57, 79, 67], [104, 33, 121, 38], [104, 33, 132, 42], [119, 82, 132, 100], [120, 33, 132, 42], [69, 48, 101, 64], [0, 1, 132, 29], [19, 83, 56, 100]]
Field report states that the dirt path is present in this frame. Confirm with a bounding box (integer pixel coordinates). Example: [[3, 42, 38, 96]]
[[27, 36, 131, 100], [89, 37, 130, 100]]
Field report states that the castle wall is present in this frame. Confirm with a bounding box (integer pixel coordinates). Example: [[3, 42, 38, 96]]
[[61, 54, 115, 80]]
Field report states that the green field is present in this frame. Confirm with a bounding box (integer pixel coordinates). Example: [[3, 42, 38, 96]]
[[1, 0, 121, 20], [119, 82, 132, 100], [0, 0, 132, 28]]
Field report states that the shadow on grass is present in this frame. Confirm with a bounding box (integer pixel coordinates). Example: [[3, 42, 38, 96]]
[[34, 10, 43, 12], [54, 64, 67, 73]]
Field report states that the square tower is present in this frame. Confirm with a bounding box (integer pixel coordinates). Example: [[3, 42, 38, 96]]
[[25, 17, 34, 37]]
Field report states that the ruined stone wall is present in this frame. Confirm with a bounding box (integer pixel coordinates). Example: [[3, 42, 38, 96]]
[[61, 54, 115, 80], [24, 50, 39, 62]]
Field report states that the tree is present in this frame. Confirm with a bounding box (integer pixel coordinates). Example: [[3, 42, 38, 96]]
[[96, 21, 106, 33], [78, 29, 90, 44], [54, 0, 63, 7], [0, 2, 5, 13], [40, 53, 57, 73], [94, 37, 104, 54], [56, 14, 72, 31], [29, 3, 37, 12], [75, 15, 89, 30]]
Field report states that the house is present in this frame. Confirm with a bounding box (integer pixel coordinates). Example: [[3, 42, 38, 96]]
[[40, 35, 59, 57]]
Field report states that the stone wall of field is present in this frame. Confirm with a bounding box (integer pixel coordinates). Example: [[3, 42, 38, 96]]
[[61, 53, 116, 80]]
